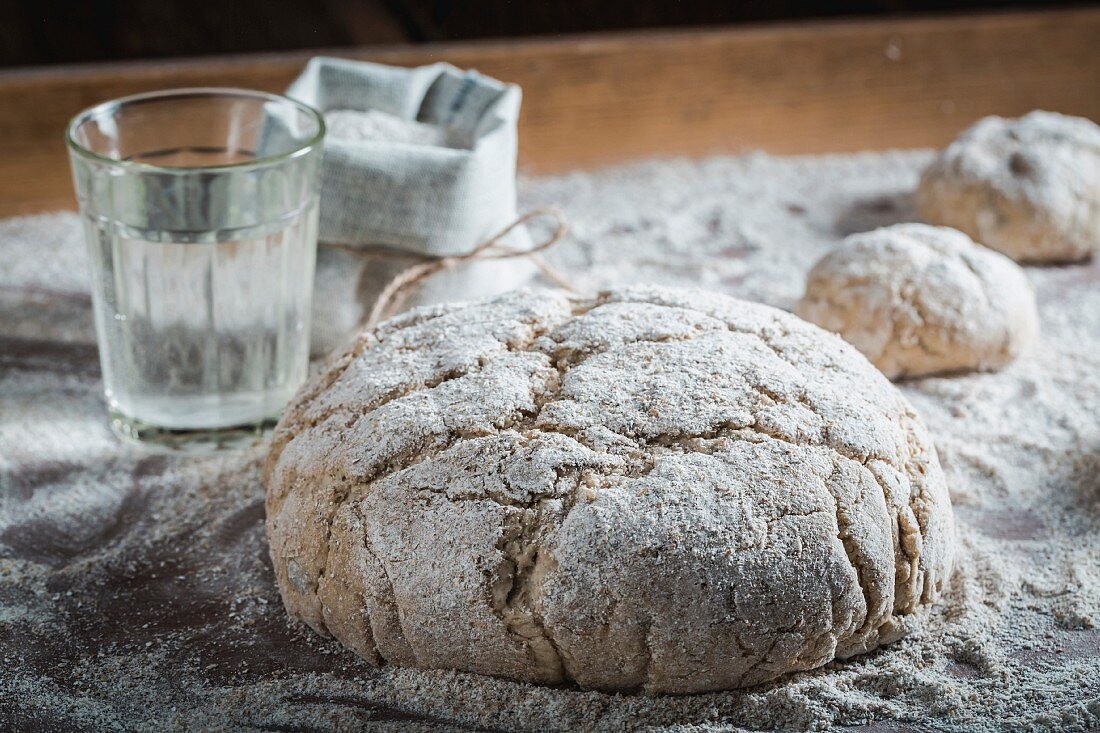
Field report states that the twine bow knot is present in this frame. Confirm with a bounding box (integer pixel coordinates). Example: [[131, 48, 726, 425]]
[[364, 208, 574, 328]]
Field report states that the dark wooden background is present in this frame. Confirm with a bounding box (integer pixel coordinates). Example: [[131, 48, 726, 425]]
[[1, 4, 1097, 216], [0, 0, 1089, 67]]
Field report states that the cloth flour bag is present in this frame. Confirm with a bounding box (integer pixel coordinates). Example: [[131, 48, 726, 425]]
[[285, 56, 536, 354]]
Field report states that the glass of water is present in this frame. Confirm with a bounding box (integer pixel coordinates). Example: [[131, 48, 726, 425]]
[[67, 88, 325, 452]]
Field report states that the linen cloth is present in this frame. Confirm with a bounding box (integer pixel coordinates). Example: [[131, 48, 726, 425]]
[[287, 57, 525, 256]]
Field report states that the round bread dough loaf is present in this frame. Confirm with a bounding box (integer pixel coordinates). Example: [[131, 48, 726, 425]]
[[264, 286, 956, 694], [916, 111, 1100, 262], [796, 224, 1038, 380]]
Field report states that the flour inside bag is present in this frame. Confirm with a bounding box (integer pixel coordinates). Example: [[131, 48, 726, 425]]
[[286, 57, 537, 354]]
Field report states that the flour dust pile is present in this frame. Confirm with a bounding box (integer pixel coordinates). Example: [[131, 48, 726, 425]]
[[1, 149, 1098, 731], [325, 109, 470, 150]]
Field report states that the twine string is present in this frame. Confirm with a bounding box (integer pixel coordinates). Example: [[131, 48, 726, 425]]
[[361, 207, 574, 328]]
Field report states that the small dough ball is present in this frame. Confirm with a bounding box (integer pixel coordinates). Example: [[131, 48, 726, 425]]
[[796, 224, 1038, 380], [916, 111, 1100, 262]]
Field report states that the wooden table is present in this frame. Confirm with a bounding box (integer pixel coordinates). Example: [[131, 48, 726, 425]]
[[1, 7, 1098, 218]]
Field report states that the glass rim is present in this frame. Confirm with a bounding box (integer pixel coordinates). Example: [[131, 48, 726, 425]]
[[65, 87, 326, 174]]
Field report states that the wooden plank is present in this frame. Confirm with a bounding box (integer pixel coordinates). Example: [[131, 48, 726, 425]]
[[1, 8, 1098, 217]]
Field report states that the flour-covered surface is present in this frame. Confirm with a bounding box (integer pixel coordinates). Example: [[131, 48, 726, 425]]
[[2, 150, 1099, 732]]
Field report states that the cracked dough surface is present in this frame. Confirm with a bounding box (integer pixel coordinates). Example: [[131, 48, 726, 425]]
[[916, 111, 1100, 263], [796, 224, 1039, 380], [264, 286, 956, 694]]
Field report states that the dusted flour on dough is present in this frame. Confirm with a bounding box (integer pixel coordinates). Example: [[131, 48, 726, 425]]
[[917, 111, 1100, 262], [264, 285, 956, 694], [797, 224, 1039, 379]]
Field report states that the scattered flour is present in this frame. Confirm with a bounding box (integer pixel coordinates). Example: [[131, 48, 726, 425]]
[[1, 149, 1098, 731]]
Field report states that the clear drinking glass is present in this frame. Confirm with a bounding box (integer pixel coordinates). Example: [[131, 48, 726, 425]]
[[67, 88, 325, 452]]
